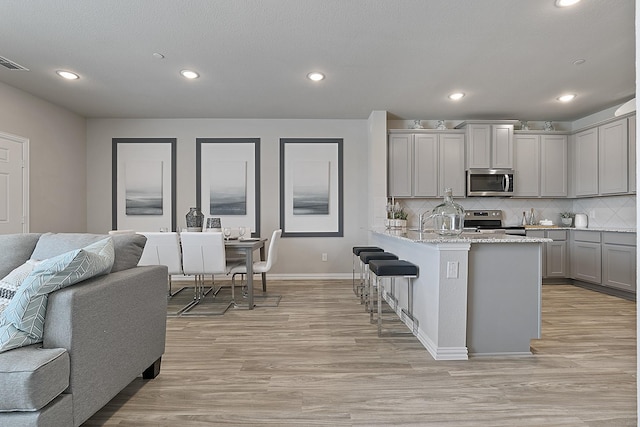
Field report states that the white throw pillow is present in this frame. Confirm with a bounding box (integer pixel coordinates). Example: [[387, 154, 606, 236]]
[[0, 237, 114, 353]]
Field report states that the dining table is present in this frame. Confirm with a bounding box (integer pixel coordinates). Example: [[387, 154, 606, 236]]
[[224, 237, 266, 310]]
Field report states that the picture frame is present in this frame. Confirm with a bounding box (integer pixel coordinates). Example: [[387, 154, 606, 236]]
[[112, 138, 177, 232], [196, 138, 261, 237], [280, 138, 343, 237]]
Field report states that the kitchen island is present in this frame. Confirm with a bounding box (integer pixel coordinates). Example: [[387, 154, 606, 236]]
[[370, 228, 551, 360]]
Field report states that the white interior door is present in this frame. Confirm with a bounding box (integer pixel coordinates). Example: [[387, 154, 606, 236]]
[[0, 131, 29, 234]]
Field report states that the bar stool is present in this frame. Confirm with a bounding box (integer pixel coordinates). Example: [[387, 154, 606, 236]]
[[359, 251, 398, 313], [352, 246, 384, 298], [368, 259, 419, 337]]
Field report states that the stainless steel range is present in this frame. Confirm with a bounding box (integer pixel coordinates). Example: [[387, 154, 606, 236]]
[[463, 210, 526, 235]]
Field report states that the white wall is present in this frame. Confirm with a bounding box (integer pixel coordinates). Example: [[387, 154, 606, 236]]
[[0, 81, 86, 232], [86, 118, 369, 276]]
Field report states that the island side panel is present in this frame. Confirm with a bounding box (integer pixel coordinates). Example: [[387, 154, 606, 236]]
[[466, 242, 543, 356], [370, 232, 470, 360]]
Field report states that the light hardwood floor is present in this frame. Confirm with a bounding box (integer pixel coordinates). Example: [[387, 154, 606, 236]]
[[85, 281, 636, 426]]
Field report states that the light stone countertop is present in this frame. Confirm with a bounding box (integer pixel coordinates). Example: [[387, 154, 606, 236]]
[[372, 228, 552, 244], [524, 226, 636, 233]]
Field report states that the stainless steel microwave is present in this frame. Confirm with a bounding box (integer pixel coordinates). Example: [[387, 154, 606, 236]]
[[466, 169, 514, 197]]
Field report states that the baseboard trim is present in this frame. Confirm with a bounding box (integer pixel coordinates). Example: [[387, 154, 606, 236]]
[[171, 273, 352, 282]]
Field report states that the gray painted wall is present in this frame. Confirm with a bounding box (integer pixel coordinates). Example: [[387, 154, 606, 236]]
[[86, 118, 370, 276], [0, 81, 86, 232]]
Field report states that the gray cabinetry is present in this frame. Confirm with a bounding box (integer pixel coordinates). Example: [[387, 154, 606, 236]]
[[572, 117, 631, 197], [540, 135, 568, 197], [388, 134, 412, 197], [526, 229, 567, 278], [628, 115, 636, 193], [602, 232, 636, 292], [574, 128, 599, 197], [571, 231, 602, 284], [546, 230, 568, 278], [388, 131, 465, 198], [514, 134, 539, 197], [598, 119, 628, 194], [413, 134, 438, 197], [514, 133, 567, 197], [460, 121, 515, 169]]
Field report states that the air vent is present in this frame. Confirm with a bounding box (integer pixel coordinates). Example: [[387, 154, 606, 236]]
[[0, 55, 29, 71]]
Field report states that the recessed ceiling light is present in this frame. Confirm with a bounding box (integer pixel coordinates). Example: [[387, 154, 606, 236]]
[[152, 53, 165, 59], [557, 94, 576, 102], [555, 0, 581, 7], [180, 69, 199, 79], [573, 58, 586, 65], [448, 92, 465, 101], [307, 72, 325, 81], [56, 70, 79, 80]]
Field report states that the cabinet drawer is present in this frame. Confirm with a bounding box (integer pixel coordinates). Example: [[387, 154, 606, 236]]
[[602, 232, 636, 246], [573, 230, 601, 243], [547, 230, 567, 241]]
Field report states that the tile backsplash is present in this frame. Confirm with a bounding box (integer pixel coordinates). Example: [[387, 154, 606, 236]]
[[398, 195, 636, 229]]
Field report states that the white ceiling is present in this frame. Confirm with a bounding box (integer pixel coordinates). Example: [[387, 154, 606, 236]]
[[0, 0, 634, 121]]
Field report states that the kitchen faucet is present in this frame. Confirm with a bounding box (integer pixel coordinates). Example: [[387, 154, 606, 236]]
[[418, 211, 430, 232]]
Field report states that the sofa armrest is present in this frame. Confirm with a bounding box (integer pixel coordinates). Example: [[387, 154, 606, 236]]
[[43, 265, 167, 426]]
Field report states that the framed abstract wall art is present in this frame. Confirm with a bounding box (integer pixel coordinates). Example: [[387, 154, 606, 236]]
[[112, 138, 177, 232], [279, 138, 343, 237], [196, 138, 260, 237]]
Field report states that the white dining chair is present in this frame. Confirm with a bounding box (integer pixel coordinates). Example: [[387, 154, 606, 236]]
[[230, 229, 282, 308], [137, 232, 184, 297], [179, 232, 233, 315]]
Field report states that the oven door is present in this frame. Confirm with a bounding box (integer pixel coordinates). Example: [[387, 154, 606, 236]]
[[467, 169, 514, 197]]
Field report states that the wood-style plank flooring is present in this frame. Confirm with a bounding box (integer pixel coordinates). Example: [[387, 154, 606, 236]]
[[85, 281, 637, 426]]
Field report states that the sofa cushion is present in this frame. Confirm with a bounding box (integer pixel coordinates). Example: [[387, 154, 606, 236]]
[[0, 237, 115, 353], [110, 233, 147, 273], [0, 234, 42, 278], [0, 344, 69, 412], [0, 260, 41, 317]]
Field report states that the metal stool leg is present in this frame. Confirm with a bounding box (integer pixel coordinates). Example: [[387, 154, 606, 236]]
[[400, 278, 419, 334]]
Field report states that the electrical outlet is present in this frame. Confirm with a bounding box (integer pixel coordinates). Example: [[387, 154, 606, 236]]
[[321, 253, 328, 262], [446, 261, 458, 279]]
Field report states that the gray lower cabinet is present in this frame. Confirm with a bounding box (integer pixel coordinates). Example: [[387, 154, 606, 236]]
[[602, 232, 637, 292], [526, 229, 567, 278], [571, 231, 602, 284], [546, 230, 568, 278]]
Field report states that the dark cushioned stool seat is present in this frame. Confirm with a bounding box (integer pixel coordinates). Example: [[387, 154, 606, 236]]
[[360, 251, 398, 264], [369, 259, 418, 277], [352, 247, 385, 298], [352, 246, 384, 256]]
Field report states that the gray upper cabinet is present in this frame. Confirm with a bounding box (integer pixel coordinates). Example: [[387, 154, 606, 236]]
[[540, 134, 568, 197], [598, 119, 628, 195], [573, 127, 599, 197], [438, 133, 465, 197], [514, 133, 567, 197], [413, 134, 439, 197], [462, 122, 514, 169], [388, 134, 412, 197], [514, 134, 540, 197], [388, 131, 465, 198], [572, 117, 631, 197], [629, 115, 636, 193]]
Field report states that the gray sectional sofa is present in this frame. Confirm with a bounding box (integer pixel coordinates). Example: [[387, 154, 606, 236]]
[[0, 233, 168, 427]]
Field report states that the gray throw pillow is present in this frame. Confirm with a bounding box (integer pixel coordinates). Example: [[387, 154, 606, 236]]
[[110, 233, 147, 272], [0, 234, 42, 278]]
